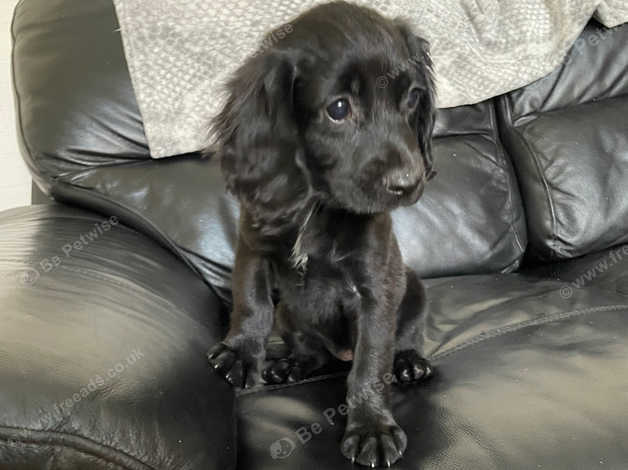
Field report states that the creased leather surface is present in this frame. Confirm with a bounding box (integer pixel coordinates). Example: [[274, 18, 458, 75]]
[[11, 0, 149, 191], [504, 22, 628, 124], [498, 23, 628, 261], [11, 0, 527, 302], [2, 205, 627, 469], [62, 116, 527, 299], [7, 1, 628, 469], [236, 249, 628, 469], [0, 205, 235, 470]]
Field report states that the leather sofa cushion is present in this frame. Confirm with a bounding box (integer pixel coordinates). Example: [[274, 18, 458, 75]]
[[12, 0, 527, 300], [235, 248, 628, 468], [498, 22, 628, 261], [0, 205, 234, 470]]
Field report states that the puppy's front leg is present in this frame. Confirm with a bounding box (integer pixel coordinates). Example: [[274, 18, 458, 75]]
[[341, 302, 406, 467], [208, 235, 274, 389]]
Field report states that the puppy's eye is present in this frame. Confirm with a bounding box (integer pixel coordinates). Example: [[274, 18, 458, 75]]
[[407, 87, 421, 108], [326, 98, 351, 121]]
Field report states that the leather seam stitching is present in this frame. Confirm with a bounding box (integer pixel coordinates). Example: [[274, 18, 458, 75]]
[[429, 304, 628, 361], [507, 99, 560, 258], [49, 180, 221, 299], [0, 426, 156, 470], [237, 304, 628, 395], [512, 84, 628, 124], [489, 100, 526, 257], [518, 131, 559, 255]]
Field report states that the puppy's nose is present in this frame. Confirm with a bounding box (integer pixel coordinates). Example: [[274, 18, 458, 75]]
[[385, 171, 421, 196]]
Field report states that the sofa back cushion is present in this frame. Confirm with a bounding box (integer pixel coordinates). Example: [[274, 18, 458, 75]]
[[498, 22, 628, 261], [12, 0, 526, 301]]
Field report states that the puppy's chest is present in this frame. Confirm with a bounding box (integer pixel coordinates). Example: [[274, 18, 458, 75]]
[[276, 223, 363, 315], [279, 258, 361, 318]]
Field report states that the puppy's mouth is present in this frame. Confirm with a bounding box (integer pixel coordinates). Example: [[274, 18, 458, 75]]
[[385, 178, 425, 206], [327, 175, 426, 214]]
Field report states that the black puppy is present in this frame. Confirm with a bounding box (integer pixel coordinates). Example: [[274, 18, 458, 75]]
[[207, 1, 436, 467]]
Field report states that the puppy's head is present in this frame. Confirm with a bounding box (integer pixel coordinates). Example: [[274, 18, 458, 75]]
[[210, 1, 436, 219]]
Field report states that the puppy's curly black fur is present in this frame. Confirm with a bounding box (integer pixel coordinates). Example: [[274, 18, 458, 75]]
[[207, 2, 436, 467]]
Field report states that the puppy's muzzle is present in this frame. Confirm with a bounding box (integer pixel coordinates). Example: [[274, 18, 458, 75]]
[[384, 170, 424, 201]]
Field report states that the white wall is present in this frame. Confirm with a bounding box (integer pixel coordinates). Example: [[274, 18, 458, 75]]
[[0, 0, 30, 212]]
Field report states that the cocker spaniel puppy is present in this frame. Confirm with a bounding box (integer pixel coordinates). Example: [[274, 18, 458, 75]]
[[207, 1, 436, 467]]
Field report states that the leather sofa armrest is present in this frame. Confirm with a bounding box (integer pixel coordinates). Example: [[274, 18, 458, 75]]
[[0, 205, 235, 470]]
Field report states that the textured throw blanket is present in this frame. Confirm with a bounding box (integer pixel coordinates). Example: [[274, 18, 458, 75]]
[[113, 0, 628, 158]]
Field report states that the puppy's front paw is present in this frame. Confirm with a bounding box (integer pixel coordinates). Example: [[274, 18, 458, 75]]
[[341, 420, 407, 467], [394, 350, 434, 385], [207, 342, 262, 389], [262, 355, 323, 384]]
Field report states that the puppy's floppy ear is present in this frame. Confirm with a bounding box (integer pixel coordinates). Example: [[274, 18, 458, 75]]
[[397, 23, 437, 181], [209, 51, 310, 221]]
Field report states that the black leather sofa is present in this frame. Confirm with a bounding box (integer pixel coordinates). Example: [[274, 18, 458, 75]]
[[3, 1, 628, 469]]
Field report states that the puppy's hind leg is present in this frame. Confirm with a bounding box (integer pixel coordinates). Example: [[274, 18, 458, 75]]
[[394, 268, 434, 385], [263, 304, 332, 384]]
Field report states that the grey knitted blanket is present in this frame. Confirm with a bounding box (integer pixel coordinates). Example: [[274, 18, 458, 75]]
[[112, 0, 627, 158]]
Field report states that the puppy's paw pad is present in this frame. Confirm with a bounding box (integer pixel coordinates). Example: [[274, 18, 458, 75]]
[[341, 423, 406, 467], [262, 356, 318, 384], [207, 343, 260, 389], [394, 350, 434, 385], [262, 358, 292, 384]]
